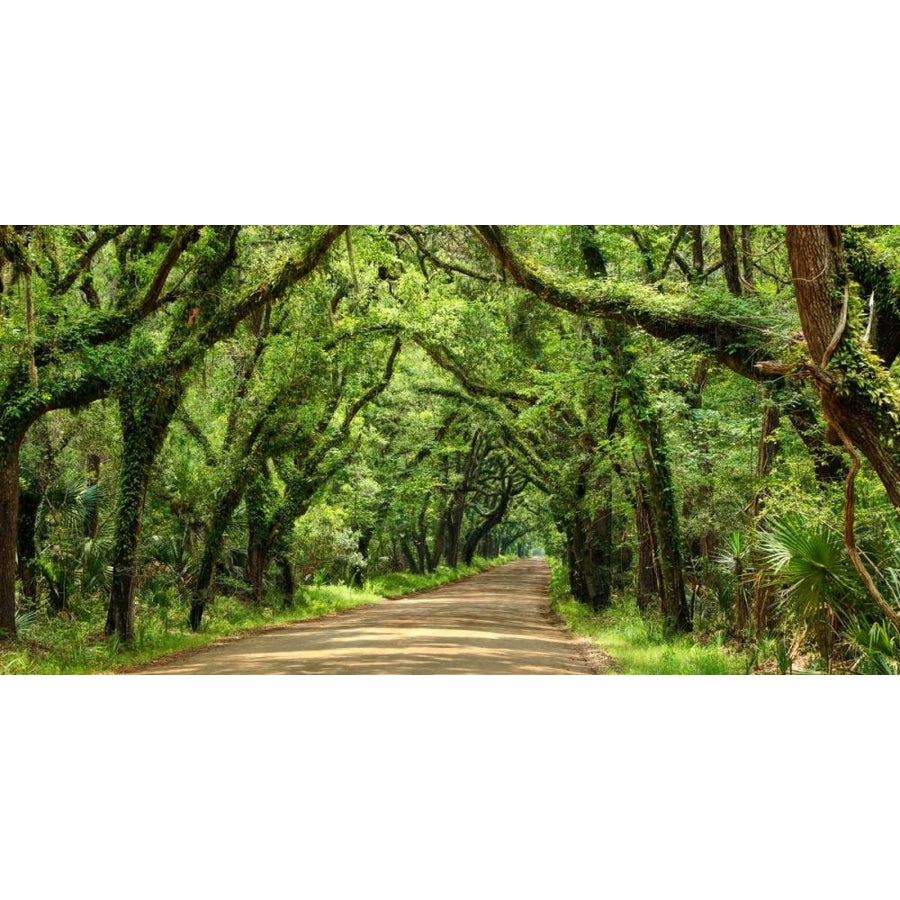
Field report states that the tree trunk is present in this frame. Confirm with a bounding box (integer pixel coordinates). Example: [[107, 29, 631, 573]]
[[682, 358, 715, 562], [445, 499, 464, 568], [190, 479, 249, 630], [570, 465, 614, 611], [751, 399, 780, 521], [352, 526, 375, 588], [786, 226, 900, 507], [105, 453, 152, 643], [105, 386, 180, 643], [638, 437, 690, 631], [400, 539, 421, 574], [582, 508, 613, 610], [741, 226, 754, 290], [691, 226, 704, 279], [245, 475, 269, 605], [750, 397, 780, 635], [445, 433, 481, 568], [571, 243, 621, 612], [608, 325, 690, 630], [246, 539, 268, 605], [277, 553, 295, 608], [0, 438, 23, 637], [748, 398, 780, 637], [429, 512, 448, 572], [414, 502, 430, 573], [719, 225, 742, 296], [462, 478, 516, 566], [633, 480, 661, 611], [564, 523, 588, 602], [575, 227, 686, 625], [17, 485, 40, 608]]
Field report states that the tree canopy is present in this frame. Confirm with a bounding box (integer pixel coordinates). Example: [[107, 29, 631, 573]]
[[4, 224, 900, 674]]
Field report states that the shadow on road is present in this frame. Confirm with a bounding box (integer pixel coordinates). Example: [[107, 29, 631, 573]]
[[143, 559, 593, 675]]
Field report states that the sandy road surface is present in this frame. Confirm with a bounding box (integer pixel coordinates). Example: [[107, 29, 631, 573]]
[[140, 558, 594, 675]]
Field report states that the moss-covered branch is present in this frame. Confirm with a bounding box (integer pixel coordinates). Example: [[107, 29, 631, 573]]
[[471, 225, 778, 379]]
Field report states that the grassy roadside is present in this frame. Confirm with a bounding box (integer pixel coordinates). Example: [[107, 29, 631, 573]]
[[548, 558, 747, 675], [1, 556, 512, 675], [368, 556, 513, 598]]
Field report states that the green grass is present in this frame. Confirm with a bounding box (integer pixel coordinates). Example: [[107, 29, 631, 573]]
[[549, 560, 747, 675], [368, 556, 513, 598], [0, 557, 512, 675]]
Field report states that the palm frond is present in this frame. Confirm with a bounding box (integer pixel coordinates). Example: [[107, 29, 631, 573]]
[[759, 515, 862, 634]]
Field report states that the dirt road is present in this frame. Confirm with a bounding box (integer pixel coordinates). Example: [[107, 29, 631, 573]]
[[141, 558, 595, 674]]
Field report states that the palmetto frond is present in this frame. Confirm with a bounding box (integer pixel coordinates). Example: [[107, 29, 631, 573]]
[[759, 515, 860, 628]]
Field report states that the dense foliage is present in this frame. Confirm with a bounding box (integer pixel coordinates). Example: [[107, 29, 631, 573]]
[[3, 224, 900, 673]]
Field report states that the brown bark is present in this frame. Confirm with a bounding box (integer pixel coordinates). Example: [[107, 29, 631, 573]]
[[786, 226, 900, 508], [786, 227, 843, 363]]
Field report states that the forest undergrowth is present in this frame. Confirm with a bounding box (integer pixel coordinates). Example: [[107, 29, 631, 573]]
[[548, 558, 749, 675]]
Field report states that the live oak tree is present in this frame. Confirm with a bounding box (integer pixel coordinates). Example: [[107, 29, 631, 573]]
[[0, 225, 203, 637], [103, 226, 347, 642], [783, 227, 900, 506], [0, 225, 345, 640]]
